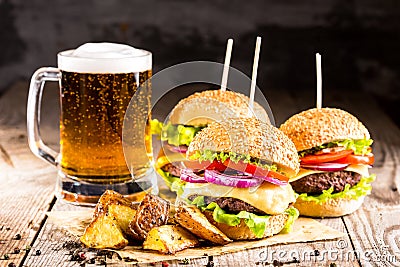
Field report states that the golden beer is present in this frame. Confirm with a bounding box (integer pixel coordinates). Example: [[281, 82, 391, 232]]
[[28, 43, 155, 204], [55, 43, 155, 204], [60, 70, 152, 182]]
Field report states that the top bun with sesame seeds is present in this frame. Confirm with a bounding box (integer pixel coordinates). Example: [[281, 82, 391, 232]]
[[279, 107, 370, 152], [169, 90, 270, 126], [187, 117, 300, 178]]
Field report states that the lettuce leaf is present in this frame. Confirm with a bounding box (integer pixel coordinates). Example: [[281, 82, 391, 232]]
[[190, 196, 298, 238], [190, 149, 278, 172], [170, 179, 186, 196], [156, 167, 181, 189], [150, 119, 204, 146], [150, 119, 163, 135], [297, 174, 376, 204], [162, 123, 203, 147], [298, 143, 336, 158], [206, 202, 271, 238], [335, 139, 373, 155], [190, 194, 206, 207], [298, 138, 373, 157], [280, 207, 299, 234]]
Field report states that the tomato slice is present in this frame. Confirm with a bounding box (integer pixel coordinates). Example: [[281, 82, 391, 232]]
[[183, 159, 226, 172], [207, 160, 228, 171], [222, 159, 289, 182], [333, 154, 375, 165], [300, 150, 353, 164]]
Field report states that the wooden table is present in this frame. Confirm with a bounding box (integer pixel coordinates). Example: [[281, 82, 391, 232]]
[[0, 81, 399, 266]]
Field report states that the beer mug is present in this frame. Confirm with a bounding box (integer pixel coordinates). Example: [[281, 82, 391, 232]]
[[27, 43, 157, 205]]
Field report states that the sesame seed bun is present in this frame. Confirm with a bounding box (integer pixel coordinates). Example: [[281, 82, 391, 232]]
[[169, 90, 270, 126], [279, 108, 370, 152], [187, 117, 300, 178], [294, 196, 365, 218], [203, 210, 289, 240]]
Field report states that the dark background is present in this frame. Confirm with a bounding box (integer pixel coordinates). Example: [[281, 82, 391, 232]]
[[1, 0, 399, 125]]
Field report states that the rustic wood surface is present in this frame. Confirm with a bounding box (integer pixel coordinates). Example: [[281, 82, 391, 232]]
[[0, 81, 399, 267]]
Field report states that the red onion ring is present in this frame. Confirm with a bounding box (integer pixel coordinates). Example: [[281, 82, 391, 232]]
[[251, 174, 288, 186], [163, 142, 188, 153], [301, 162, 349, 171], [203, 170, 262, 188], [180, 169, 207, 183]]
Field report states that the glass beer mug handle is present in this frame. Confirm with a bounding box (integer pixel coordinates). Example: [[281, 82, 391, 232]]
[[27, 67, 61, 166]]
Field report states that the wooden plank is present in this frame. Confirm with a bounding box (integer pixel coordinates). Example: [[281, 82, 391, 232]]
[[0, 126, 57, 267], [0, 81, 59, 266], [343, 207, 400, 267], [208, 217, 358, 266]]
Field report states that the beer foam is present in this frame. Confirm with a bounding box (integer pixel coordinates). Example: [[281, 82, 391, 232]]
[[58, 43, 151, 73]]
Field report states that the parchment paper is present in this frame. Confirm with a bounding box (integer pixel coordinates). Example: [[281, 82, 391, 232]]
[[47, 210, 345, 263]]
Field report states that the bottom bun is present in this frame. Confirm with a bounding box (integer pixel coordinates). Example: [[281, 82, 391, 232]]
[[294, 196, 365, 218], [203, 210, 288, 240]]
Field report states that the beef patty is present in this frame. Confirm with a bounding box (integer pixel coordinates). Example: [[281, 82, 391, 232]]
[[214, 197, 267, 215], [188, 195, 268, 215], [161, 163, 182, 177], [291, 171, 361, 195]]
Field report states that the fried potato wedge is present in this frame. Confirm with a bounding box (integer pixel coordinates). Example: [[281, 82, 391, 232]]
[[80, 213, 128, 249], [94, 190, 137, 218], [175, 205, 232, 245], [143, 225, 199, 254], [92, 190, 138, 239], [129, 194, 170, 241], [108, 204, 137, 239]]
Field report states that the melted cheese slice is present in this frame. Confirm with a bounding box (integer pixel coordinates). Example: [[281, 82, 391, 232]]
[[289, 164, 370, 183], [181, 181, 295, 215]]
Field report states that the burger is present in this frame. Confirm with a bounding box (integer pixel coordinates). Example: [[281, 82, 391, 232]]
[[174, 117, 299, 240], [279, 107, 376, 217], [153, 89, 271, 189]]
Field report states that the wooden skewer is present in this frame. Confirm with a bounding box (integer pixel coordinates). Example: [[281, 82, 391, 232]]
[[316, 53, 322, 109], [220, 39, 233, 92], [248, 36, 262, 114]]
